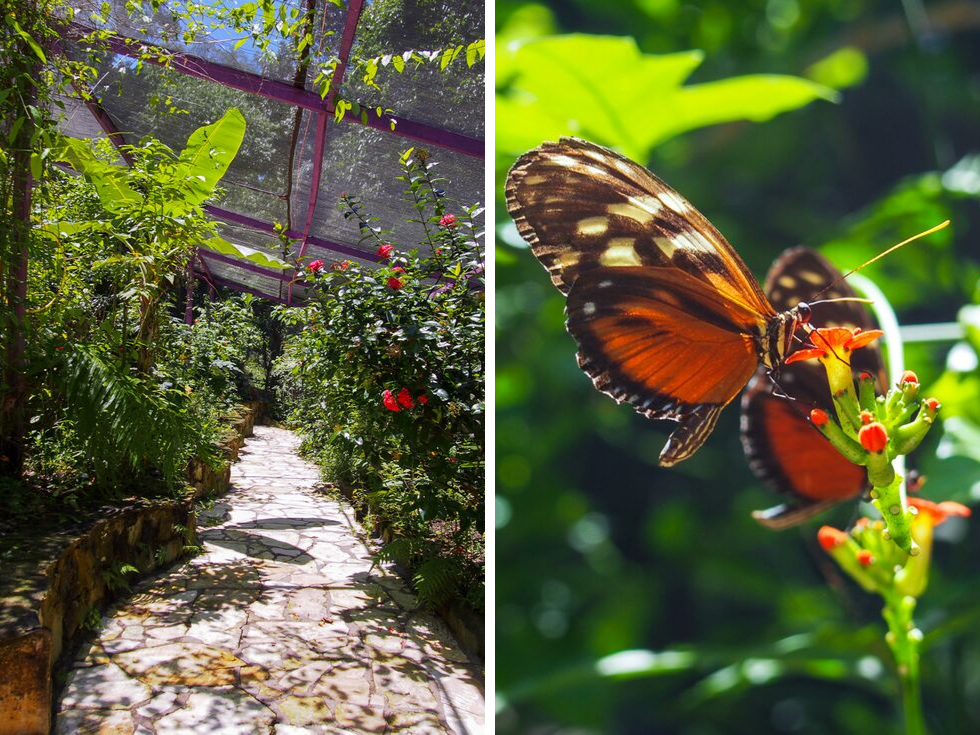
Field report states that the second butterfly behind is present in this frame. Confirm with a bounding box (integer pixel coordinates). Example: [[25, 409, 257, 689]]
[[505, 137, 813, 466]]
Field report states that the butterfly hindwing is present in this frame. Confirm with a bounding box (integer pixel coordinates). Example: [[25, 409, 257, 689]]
[[507, 137, 787, 465], [741, 247, 885, 527], [567, 267, 764, 464]]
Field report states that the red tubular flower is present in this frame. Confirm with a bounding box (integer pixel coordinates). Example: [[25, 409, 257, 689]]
[[392, 266, 406, 274], [397, 387, 414, 409], [439, 213, 457, 227], [924, 397, 941, 413], [810, 408, 829, 427], [382, 390, 401, 412], [387, 277, 404, 290], [417, 394, 429, 405], [856, 549, 874, 567], [859, 410, 874, 425], [900, 370, 918, 385], [858, 421, 888, 453], [307, 259, 324, 272], [909, 497, 971, 526], [785, 327, 884, 364], [377, 243, 394, 258], [818, 525, 848, 551]]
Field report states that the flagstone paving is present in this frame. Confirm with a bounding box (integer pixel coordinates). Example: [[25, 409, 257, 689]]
[[55, 426, 484, 734]]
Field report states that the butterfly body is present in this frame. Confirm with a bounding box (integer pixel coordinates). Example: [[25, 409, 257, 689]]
[[506, 137, 808, 465]]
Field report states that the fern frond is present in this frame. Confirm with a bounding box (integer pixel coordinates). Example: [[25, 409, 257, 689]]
[[412, 556, 458, 608], [59, 347, 211, 487]]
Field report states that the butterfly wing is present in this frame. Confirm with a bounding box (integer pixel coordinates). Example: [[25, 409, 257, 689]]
[[741, 247, 885, 527], [568, 267, 764, 465], [506, 137, 778, 465]]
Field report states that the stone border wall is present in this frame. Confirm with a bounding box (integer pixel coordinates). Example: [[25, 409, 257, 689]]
[[0, 402, 263, 735]]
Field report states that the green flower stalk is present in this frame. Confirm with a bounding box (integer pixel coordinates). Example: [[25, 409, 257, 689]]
[[818, 499, 971, 735]]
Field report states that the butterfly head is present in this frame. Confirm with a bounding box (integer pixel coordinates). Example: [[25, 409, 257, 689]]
[[761, 303, 811, 370]]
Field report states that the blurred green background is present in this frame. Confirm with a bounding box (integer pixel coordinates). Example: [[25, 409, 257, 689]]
[[494, 1, 980, 733]]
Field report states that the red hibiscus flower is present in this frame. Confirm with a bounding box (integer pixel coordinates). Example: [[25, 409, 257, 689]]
[[439, 213, 456, 227], [382, 390, 400, 412], [397, 387, 414, 409], [377, 243, 394, 259], [387, 277, 403, 290], [307, 259, 324, 273]]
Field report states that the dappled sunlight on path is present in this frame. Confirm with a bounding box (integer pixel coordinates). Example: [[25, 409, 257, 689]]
[[55, 427, 484, 734]]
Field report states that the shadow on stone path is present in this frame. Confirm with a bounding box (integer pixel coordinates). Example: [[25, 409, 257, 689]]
[[55, 427, 485, 734]]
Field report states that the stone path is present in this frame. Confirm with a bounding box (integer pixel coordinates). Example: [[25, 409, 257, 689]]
[[55, 426, 484, 734]]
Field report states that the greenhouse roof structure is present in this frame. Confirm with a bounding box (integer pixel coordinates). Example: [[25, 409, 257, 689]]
[[55, 0, 484, 304]]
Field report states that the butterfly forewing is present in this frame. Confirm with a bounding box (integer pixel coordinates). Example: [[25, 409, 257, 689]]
[[741, 247, 885, 527], [506, 137, 786, 466], [505, 137, 775, 317]]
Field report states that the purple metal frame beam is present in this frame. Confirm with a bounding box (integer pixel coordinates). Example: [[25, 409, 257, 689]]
[[194, 271, 290, 304], [66, 23, 482, 158], [197, 248, 295, 282], [205, 205, 378, 263], [289, 0, 365, 304]]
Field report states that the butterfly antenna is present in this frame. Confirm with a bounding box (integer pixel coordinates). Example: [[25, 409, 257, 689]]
[[812, 220, 951, 301], [808, 296, 875, 307]]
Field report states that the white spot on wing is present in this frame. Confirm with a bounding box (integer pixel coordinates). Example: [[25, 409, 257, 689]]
[[577, 216, 609, 236], [654, 236, 678, 258], [598, 280, 614, 289], [607, 195, 662, 225], [658, 190, 690, 213], [600, 238, 641, 266], [800, 270, 825, 285], [583, 302, 596, 316]]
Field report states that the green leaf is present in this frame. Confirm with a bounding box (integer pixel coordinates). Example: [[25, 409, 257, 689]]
[[37, 221, 107, 240], [201, 237, 291, 270], [805, 46, 869, 91], [11, 19, 47, 63], [497, 35, 836, 162], [53, 136, 142, 212], [393, 55, 405, 73], [171, 108, 247, 208]]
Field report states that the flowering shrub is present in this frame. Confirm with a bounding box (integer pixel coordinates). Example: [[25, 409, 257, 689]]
[[275, 148, 484, 610]]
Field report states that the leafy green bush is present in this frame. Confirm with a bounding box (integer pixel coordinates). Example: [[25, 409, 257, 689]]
[[276, 148, 484, 610]]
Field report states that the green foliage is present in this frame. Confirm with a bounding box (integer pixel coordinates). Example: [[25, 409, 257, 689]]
[[59, 346, 216, 487], [496, 34, 836, 162], [276, 149, 484, 611], [496, 2, 980, 733]]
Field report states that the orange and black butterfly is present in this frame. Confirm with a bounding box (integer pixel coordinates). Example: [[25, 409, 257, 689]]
[[506, 137, 813, 466], [742, 247, 884, 528]]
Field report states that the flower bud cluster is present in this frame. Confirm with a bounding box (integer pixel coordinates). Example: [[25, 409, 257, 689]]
[[818, 498, 970, 599], [789, 327, 942, 553]]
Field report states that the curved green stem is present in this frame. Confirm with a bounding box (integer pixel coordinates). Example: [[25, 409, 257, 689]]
[[882, 591, 925, 735]]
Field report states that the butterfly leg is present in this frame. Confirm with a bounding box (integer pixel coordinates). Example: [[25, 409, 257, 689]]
[[765, 369, 796, 401]]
